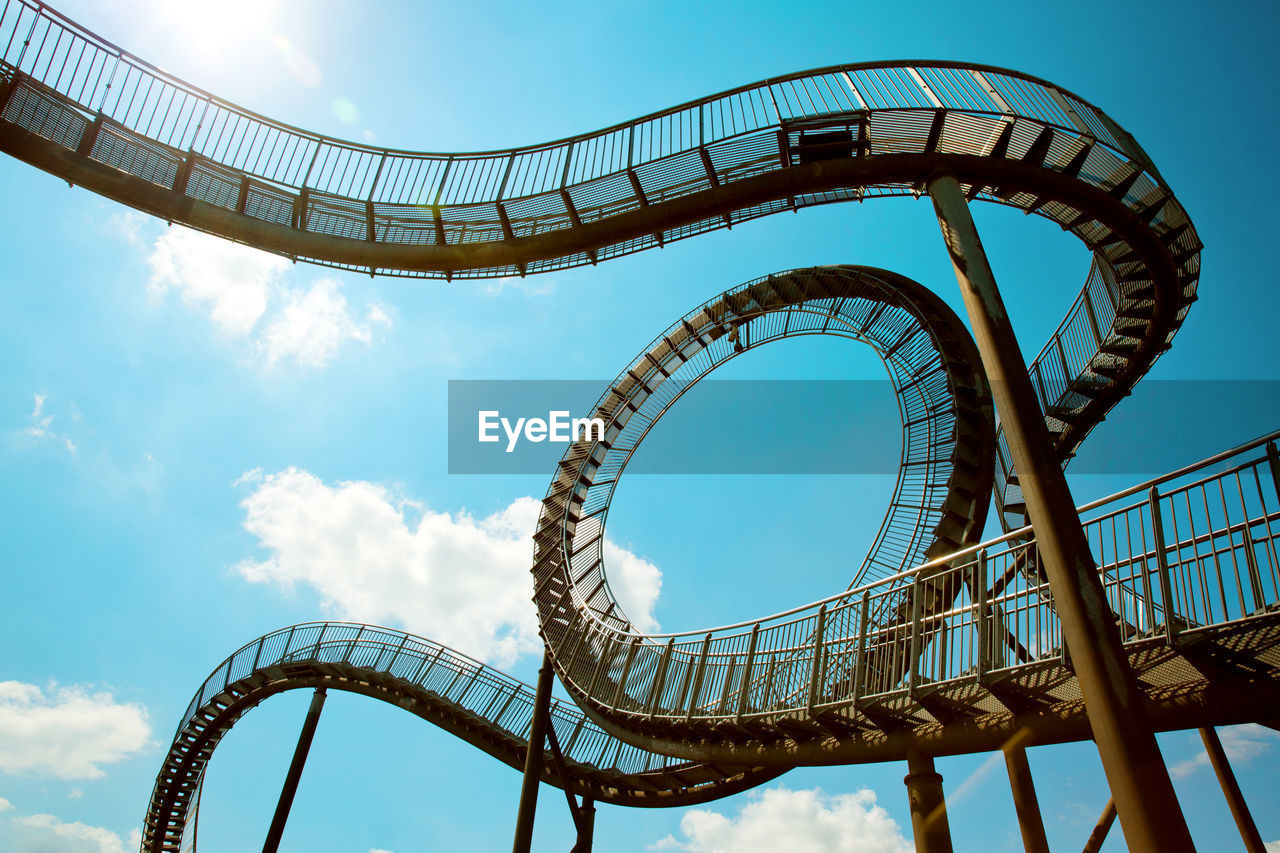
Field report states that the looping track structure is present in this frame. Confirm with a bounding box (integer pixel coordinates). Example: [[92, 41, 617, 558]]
[[143, 264, 997, 850], [11, 2, 1274, 851]]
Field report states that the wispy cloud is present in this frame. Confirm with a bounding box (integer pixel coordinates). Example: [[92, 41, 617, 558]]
[[483, 275, 556, 298], [1170, 724, 1278, 779], [234, 470, 662, 667], [0, 803, 141, 853], [21, 393, 75, 454], [146, 226, 389, 368]]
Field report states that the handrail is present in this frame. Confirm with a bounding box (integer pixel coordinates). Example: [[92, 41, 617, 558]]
[[569, 430, 1280, 640], [0, 0, 1153, 163], [537, 427, 1280, 729]]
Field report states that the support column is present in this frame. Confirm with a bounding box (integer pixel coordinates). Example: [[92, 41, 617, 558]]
[[1003, 744, 1049, 853], [570, 797, 596, 853], [512, 652, 555, 853], [903, 752, 953, 853], [928, 173, 1193, 852], [263, 687, 327, 853], [1200, 727, 1265, 853], [1083, 799, 1116, 853]]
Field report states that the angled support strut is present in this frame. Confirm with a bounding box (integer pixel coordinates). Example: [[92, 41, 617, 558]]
[[263, 687, 327, 853], [512, 652, 555, 853], [1200, 727, 1265, 853], [928, 172, 1193, 853]]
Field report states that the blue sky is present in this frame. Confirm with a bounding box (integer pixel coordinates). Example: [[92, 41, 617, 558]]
[[1, 0, 1279, 851]]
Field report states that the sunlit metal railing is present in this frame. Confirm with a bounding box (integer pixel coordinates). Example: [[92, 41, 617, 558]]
[[0, 1, 1202, 531], [546, 430, 1280, 724], [175, 620, 674, 777], [0, 1, 1199, 279]]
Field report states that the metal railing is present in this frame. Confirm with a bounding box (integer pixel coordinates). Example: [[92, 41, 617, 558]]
[[0, 1, 1202, 534], [0, 2, 1198, 275], [176, 620, 678, 779], [993, 256, 1126, 527], [547, 430, 1280, 723]]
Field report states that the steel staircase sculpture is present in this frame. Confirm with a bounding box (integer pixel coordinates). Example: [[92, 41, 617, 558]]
[[5, 3, 1266, 851]]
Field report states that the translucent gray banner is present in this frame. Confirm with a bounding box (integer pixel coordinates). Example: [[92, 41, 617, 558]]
[[447, 380, 1280, 475]]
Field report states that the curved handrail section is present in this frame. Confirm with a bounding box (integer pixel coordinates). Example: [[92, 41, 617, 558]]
[[0, 1, 1202, 527], [140, 622, 786, 850], [540, 426, 1280, 765], [0, 6, 1197, 284]]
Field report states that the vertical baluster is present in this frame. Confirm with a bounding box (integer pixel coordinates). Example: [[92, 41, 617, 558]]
[[736, 624, 760, 723], [646, 639, 675, 719], [908, 576, 923, 695], [1150, 486, 1179, 644], [852, 592, 871, 704], [686, 633, 712, 721], [807, 605, 827, 714], [976, 550, 989, 682]]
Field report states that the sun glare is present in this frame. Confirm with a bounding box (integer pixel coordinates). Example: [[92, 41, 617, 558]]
[[149, 0, 276, 57]]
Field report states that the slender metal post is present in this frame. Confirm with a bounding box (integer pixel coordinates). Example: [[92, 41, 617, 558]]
[[1082, 798, 1116, 853], [975, 550, 989, 681], [807, 605, 827, 713], [1003, 742, 1049, 853], [928, 172, 1194, 853], [512, 652, 555, 853], [908, 575, 923, 694], [1200, 727, 1265, 853], [1149, 485, 1180, 644], [262, 687, 327, 853], [903, 751, 953, 853]]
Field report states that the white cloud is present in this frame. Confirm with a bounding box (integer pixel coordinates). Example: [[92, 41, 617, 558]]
[[146, 226, 388, 367], [0, 682, 151, 779], [258, 279, 387, 368], [1170, 724, 1278, 779], [603, 539, 662, 633], [11, 813, 141, 853], [0, 797, 12, 812], [148, 226, 282, 336], [108, 211, 147, 246], [1265, 841, 1280, 853], [653, 786, 912, 853], [234, 470, 662, 667]]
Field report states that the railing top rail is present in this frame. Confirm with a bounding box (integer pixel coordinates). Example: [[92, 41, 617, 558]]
[[3, 0, 1144, 168], [608, 426, 1280, 640]]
